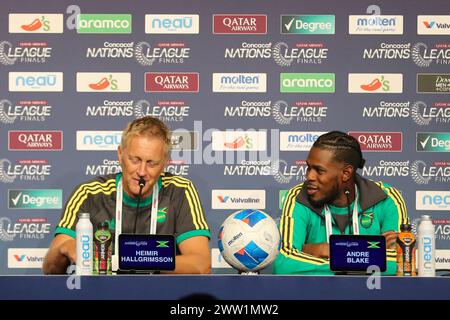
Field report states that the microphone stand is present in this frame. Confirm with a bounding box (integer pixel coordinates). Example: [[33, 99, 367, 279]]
[[133, 177, 145, 234], [345, 190, 352, 235]]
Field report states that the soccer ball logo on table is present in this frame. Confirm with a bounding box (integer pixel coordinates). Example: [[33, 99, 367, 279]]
[[218, 209, 280, 272]]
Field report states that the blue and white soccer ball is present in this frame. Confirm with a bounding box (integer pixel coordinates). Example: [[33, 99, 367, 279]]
[[218, 209, 280, 272]]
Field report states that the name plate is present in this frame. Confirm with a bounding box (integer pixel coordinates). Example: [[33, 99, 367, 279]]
[[118, 234, 175, 272], [329, 235, 386, 273]]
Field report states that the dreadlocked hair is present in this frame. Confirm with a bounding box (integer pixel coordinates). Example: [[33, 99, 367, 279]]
[[312, 131, 365, 170]]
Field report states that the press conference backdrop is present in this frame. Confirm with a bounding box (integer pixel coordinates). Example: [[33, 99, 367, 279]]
[[1, 0, 450, 275]]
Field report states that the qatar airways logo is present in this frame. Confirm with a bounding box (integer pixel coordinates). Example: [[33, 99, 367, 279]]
[[8, 130, 63, 151], [0, 41, 52, 65], [0, 99, 52, 124], [213, 14, 267, 34], [224, 42, 328, 66], [411, 160, 450, 184], [0, 158, 52, 183], [145, 72, 199, 92], [348, 132, 402, 152]]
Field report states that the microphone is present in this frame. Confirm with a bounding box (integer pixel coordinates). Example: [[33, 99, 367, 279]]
[[344, 190, 352, 235], [133, 177, 146, 234]]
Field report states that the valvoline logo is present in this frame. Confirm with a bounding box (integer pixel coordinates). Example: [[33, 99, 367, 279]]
[[14, 254, 25, 261], [217, 196, 230, 203], [423, 21, 435, 29]]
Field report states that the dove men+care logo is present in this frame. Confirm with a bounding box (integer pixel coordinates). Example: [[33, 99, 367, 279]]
[[417, 133, 450, 152], [281, 15, 335, 34]]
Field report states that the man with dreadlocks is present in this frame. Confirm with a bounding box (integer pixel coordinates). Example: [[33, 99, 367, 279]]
[[274, 131, 408, 275]]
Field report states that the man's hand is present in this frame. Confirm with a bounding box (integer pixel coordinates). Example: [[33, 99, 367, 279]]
[[302, 243, 330, 259], [382, 231, 398, 249]]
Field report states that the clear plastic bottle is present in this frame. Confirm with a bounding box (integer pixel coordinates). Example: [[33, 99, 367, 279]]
[[417, 215, 435, 277], [76, 212, 93, 275]]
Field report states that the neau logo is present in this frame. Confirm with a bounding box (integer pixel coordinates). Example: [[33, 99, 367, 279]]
[[146, 15, 199, 34], [76, 131, 122, 151], [416, 191, 450, 210], [9, 72, 63, 92], [213, 14, 267, 34]]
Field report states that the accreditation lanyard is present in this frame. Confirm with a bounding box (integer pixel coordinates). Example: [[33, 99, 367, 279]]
[[324, 185, 359, 242], [114, 176, 159, 248]]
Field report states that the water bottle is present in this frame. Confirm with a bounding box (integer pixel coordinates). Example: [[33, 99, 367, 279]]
[[76, 212, 93, 275], [417, 215, 435, 277]]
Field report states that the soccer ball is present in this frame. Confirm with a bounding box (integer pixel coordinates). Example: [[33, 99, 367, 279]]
[[218, 209, 280, 272]]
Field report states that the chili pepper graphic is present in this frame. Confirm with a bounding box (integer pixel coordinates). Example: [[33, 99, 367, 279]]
[[360, 78, 382, 91], [21, 18, 43, 31], [89, 77, 110, 90], [224, 136, 246, 149]]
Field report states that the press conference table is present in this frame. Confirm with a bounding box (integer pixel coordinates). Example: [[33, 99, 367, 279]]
[[1, 275, 449, 300]]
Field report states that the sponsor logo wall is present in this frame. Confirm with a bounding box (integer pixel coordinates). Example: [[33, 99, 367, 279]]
[[1, 0, 450, 274]]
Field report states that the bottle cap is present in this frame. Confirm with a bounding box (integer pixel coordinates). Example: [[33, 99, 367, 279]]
[[400, 224, 411, 231], [421, 215, 431, 220], [97, 221, 109, 229], [77, 212, 90, 219]]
